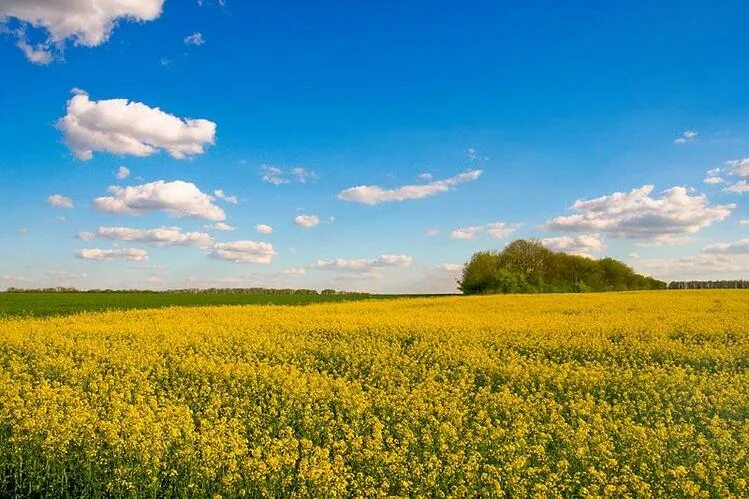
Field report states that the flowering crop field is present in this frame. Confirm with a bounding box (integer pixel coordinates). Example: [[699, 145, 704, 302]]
[[0, 291, 748, 497]]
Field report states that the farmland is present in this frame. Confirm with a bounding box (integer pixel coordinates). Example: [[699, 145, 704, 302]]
[[0, 291, 748, 497], [0, 291, 378, 318]]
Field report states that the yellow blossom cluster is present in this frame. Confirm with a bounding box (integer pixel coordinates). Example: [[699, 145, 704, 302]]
[[0, 291, 748, 497]]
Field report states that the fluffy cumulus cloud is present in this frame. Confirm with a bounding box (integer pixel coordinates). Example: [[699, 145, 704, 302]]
[[95, 226, 213, 247], [58, 90, 216, 160], [540, 234, 605, 256], [674, 130, 698, 144], [115, 166, 130, 179], [204, 222, 236, 232], [338, 170, 482, 205], [703, 167, 724, 185], [260, 166, 317, 185], [450, 222, 520, 240], [47, 194, 73, 208], [255, 224, 273, 234], [93, 180, 226, 221], [210, 241, 275, 264], [0, 0, 164, 63], [314, 254, 412, 272], [294, 214, 320, 228], [542, 185, 734, 240], [75, 248, 149, 261]]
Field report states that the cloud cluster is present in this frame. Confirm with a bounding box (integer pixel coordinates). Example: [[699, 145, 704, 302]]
[[210, 241, 275, 264], [450, 222, 520, 240], [314, 254, 412, 272], [93, 180, 226, 221], [540, 234, 605, 256], [704, 159, 749, 193], [184, 32, 204, 46], [48, 194, 73, 208], [543, 185, 733, 240], [75, 248, 149, 261], [204, 222, 236, 232], [96, 226, 213, 247], [637, 240, 749, 280], [261, 166, 316, 185], [58, 90, 216, 160], [213, 189, 237, 204], [338, 170, 482, 205], [1, 0, 164, 63]]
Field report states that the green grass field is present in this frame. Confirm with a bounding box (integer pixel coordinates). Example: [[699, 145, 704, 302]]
[[0, 292, 380, 317]]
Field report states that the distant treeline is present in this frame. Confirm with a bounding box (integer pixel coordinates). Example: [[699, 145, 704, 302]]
[[459, 239, 666, 294], [668, 281, 749, 290], [3, 287, 368, 296]]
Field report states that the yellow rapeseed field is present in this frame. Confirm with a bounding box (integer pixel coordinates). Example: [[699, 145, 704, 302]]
[[1, 291, 748, 497]]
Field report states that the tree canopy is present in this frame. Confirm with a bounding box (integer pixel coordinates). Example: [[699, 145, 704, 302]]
[[458, 239, 666, 294]]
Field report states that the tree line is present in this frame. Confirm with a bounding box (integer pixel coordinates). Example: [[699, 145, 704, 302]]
[[2, 287, 367, 296], [458, 239, 666, 294], [668, 281, 749, 289]]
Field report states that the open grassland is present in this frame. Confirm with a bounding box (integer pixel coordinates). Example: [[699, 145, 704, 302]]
[[0, 291, 378, 318], [0, 291, 748, 497]]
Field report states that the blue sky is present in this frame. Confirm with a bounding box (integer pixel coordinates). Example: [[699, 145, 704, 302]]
[[1, 0, 748, 292]]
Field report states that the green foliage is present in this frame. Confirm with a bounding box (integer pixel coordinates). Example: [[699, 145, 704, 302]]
[[459, 239, 666, 294]]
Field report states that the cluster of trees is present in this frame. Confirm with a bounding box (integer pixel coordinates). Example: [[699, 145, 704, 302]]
[[458, 239, 666, 294], [668, 281, 749, 289]]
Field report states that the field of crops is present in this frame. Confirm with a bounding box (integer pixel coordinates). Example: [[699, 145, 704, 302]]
[[0, 291, 376, 318], [0, 291, 747, 497]]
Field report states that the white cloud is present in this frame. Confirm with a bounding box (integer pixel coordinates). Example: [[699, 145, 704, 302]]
[[294, 214, 320, 228], [255, 224, 273, 234], [15, 37, 53, 64], [338, 169, 482, 205], [727, 158, 749, 177], [674, 130, 698, 144], [210, 241, 275, 264], [450, 226, 483, 240], [540, 234, 605, 256], [115, 166, 130, 179], [314, 254, 412, 272], [47, 194, 73, 208], [724, 180, 749, 193], [18, 227, 28, 235], [703, 167, 724, 185], [77, 231, 95, 241], [93, 180, 226, 221], [1, 0, 164, 62], [628, 252, 641, 259], [75, 248, 149, 261], [740, 219, 749, 226], [213, 189, 237, 204], [183, 32, 204, 45], [425, 228, 440, 237], [450, 221, 521, 240], [542, 185, 734, 240], [260, 165, 317, 185], [204, 222, 236, 232], [702, 239, 749, 255], [435, 263, 463, 272], [96, 226, 213, 247], [417, 172, 433, 180], [280, 267, 307, 277], [58, 90, 216, 160], [718, 159, 749, 194], [635, 234, 692, 248]]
